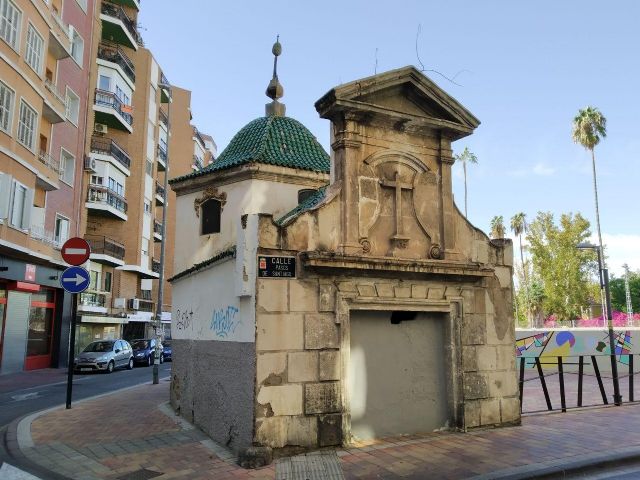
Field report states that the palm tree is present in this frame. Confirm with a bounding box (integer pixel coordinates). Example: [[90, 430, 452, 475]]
[[572, 106, 607, 317], [511, 212, 530, 324], [454, 147, 478, 217], [490, 215, 505, 239], [572, 107, 607, 261]]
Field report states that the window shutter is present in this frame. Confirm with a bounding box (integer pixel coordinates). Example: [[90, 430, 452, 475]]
[[21, 187, 34, 230], [0, 173, 11, 219]]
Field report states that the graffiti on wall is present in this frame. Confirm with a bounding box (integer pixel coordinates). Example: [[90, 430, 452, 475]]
[[516, 329, 636, 365], [210, 306, 241, 338]]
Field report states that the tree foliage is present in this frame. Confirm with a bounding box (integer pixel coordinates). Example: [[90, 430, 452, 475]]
[[490, 215, 505, 239], [572, 106, 607, 152], [526, 212, 597, 321], [610, 271, 640, 313], [453, 147, 478, 218]]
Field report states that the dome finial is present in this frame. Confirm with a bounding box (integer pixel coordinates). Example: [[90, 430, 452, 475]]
[[266, 35, 285, 116]]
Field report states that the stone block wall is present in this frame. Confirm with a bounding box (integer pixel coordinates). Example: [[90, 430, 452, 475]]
[[254, 268, 520, 450]]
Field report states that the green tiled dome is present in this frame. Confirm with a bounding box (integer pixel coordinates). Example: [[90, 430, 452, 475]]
[[171, 116, 330, 183]]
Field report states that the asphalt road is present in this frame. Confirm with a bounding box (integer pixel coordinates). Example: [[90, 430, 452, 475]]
[[0, 362, 172, 429]]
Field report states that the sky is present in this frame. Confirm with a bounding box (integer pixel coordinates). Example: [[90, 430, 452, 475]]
[[140, 1, 639, 276]]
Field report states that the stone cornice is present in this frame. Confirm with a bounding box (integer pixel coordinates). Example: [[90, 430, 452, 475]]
[[300, 251, 494, 278], [171, 163, 330, 196]]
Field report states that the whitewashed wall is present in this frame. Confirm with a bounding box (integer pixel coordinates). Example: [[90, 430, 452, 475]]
[[172, 258, 255, 342], [174, 179, 302, 273]]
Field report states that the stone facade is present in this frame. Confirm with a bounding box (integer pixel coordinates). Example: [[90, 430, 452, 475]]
[[170, 66, 518, 455]]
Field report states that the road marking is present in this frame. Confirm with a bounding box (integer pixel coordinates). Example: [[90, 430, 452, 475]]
[[0, 462, 43, 479], [11, 392, 40, 402]]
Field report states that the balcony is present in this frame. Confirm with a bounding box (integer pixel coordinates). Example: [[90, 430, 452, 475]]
[[127, 298, 154, 312], [79, 291, 110, 313], [48, 8, 71, 59], [192, 155, 204, 171], [151, 259, 161, 274], [155, 182, 165, 205], [90, 136, 131, 174], [38, 150, 61, 175], [107, 0, 140, 12], [159, 108, 168, 127], [42, 79, 66, 124], [94, 89, 133, 133], [153, 220, 163, 242], [86, 234, 125, 267], [156, 144, 167, 171], [159, 72, 171, 103], [100, 2, 140, 50], [86, 184, 128, 221], [97, 42, 136, 84]]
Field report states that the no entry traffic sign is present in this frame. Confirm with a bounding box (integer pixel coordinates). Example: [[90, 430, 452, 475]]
[[61, 237, 91, 266]]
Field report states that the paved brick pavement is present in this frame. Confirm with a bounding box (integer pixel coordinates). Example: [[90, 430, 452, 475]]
[[10, 380, 640, 479]]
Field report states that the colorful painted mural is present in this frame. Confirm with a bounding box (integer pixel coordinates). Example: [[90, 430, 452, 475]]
[[516, 328, 639, 367]]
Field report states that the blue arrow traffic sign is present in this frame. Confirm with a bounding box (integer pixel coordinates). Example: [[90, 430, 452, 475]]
[[60, 266, 90, 294]]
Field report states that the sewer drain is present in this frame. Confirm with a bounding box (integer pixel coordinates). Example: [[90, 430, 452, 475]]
[[117, 468, 163, 480]]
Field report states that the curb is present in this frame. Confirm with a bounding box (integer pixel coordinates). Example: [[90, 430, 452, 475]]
[[469, 445, 640, 479], [3, 377, 170, 480]]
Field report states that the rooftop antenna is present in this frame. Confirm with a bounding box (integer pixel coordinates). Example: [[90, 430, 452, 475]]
[[624, 263, 634, 326]]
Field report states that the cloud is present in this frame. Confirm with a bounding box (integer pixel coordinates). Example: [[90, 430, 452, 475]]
[[507, 162, 556, 177], [532, 162, 556, 176], [596, 233, 640, 277]]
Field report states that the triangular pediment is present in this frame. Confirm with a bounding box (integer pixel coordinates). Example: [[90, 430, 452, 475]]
[[315, 66, 480, 139]]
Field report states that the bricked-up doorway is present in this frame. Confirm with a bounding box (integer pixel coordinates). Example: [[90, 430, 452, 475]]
[[348, 310, 450, 441]]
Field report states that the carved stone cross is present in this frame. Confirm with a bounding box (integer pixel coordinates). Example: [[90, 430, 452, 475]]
[[379, 171, 413, 247]]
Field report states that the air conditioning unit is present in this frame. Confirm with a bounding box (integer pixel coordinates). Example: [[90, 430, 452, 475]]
[[94, 123, 108, 134], [128, 298, 140, 310], [114, 297, 126, 309], [83, 156, 97, 172]]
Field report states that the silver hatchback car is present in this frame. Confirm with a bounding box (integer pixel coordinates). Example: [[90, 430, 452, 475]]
[[74, 339, 134, 373]]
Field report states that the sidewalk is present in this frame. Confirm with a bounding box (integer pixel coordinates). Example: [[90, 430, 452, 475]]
[[5, 380, 640, 480]]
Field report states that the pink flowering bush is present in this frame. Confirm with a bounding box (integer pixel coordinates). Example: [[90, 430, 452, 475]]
[[543, 311, 640, 328]]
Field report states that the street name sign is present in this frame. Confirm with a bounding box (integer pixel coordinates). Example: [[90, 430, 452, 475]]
[[60, 266, 90, 294], [258, 255, 296, 278], [61, 237, 91, 266]]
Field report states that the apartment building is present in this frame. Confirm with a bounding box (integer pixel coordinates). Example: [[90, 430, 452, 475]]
[[0, 0, 215, 370], [0, 0, 95, 373], [77, 0, 213, 348]]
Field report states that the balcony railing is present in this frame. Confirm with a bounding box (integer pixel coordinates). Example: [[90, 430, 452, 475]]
[[90, 136, 131, 170], [80, 291, 109, 308], [30, 225, 57, 247], [152, 259, 161, 273], [193, 127, 206, 148], [192, 155, 204, 170], [87, 184, 128, 213], [94, 89, 133, 126], [128, 298, 154, 312], [85, 234, 125, 260], [101, 2, 140, 45], [97, 42, 136, 83], [153, 221, 163, 235], [38, 150, 61, 173], [159, 108, 168, 127], [157, 144, 167, 162], [155, 182, 165, 199], [44, 78, 66, 108]]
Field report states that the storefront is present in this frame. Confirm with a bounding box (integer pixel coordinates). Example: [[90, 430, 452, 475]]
[[0, 255, 71, 374], [76, 315, 127, 355]]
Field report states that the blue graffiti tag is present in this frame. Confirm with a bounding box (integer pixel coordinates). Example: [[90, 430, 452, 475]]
[[210, 306, 240, 338]]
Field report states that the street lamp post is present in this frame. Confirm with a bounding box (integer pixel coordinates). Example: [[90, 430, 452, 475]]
[[577, 242, 622, 405], [153, 82, 172, 385]]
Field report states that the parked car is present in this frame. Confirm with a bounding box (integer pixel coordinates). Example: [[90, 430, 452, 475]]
[[162, 340, 172, 362], [131, 338, 163, 366], [74, 340, 133, 373]]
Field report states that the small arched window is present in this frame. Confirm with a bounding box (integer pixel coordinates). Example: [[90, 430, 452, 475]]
[[298, 189, 316, 204], [201, 199, 221, 235]]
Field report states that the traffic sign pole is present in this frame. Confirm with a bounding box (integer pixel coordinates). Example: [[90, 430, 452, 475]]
[[66, 293, 77, 409]]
